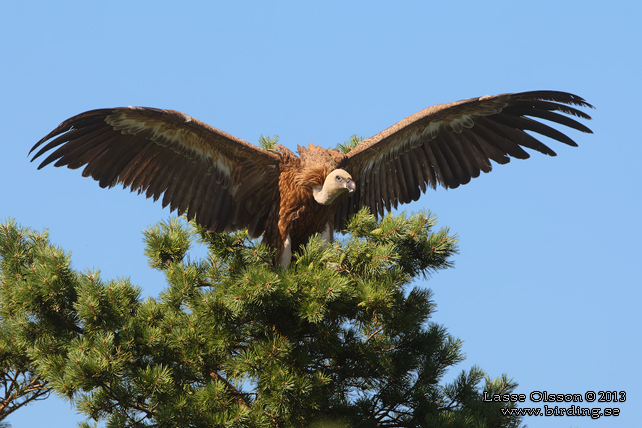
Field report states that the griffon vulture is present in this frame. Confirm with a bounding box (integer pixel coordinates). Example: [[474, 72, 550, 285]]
[[30, 90, 593, 268]]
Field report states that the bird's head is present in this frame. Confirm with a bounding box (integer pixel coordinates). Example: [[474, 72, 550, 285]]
[[313, 168, 355, 205]]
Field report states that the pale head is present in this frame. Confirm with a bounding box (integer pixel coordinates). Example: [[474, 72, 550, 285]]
[[313, 169, 355, 205]]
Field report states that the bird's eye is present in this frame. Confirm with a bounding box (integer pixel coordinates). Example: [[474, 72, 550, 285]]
[[336, 176, 343, 182]]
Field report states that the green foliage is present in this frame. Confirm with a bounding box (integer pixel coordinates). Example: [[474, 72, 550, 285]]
[[259, 135, 279, 151], [0, 221, 55, 422], [336, 135, 364, 154], [0, 213, 524, 428]]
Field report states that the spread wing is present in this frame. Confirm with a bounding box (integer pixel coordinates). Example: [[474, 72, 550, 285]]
[[30, 107, 282, 237], [334, 90, 593, 229]]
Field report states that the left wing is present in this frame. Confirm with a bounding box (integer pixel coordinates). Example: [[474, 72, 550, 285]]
[[30, 107, 282, 237], [334, 90, 593, 229]]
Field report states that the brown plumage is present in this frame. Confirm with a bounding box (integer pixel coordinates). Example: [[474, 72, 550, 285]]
[[30, 90, 593, 267]]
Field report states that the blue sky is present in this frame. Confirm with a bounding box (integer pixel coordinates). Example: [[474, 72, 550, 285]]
[[1, 1, 640, 427]]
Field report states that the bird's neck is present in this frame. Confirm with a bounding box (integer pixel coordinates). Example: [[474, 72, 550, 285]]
[[313, 185, 337, 205]]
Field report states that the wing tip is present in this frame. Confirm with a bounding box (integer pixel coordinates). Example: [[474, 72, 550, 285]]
[[519, 90, 595, 110]]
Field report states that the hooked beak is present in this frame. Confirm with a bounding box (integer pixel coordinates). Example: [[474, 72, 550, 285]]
[[346, 178, 356, 193]]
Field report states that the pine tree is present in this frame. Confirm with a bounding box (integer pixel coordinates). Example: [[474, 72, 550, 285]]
[[0, 313, 51, 422], [0, 212, 524, 428]]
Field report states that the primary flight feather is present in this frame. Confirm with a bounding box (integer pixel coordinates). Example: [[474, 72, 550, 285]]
[[30, 90, 593, 267]]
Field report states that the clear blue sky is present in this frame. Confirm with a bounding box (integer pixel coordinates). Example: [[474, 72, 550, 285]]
[[1, 1, 640, 427]]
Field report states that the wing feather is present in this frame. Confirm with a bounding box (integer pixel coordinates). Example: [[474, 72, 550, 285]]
[[210, 190, 234, 233], [99, 138, 156, 188], [387, 160, 400, 210], [438, 132, 472, 187], [430, 137, 457, 188], [362, 168, 372, 215], [399, 154, 421, 201], [372, 166, 383, 215], [407, 149, 428, 194], [173, 164, 205, 214], [504, 103, 592, 133], [472, 118, 531, 160], [393, 156, 409, 203], [336, 90, 593, 228], [194, 179, 223, 230], [457, 133, 491, 177], [140, 148, 180, 200], [164, 165, 194, 213], [31, 107, 282, 233], [32, 124, 103, 164], [419, 143, 440, 189], [65, 130, 120, 170], [379, 162, 392, 212]]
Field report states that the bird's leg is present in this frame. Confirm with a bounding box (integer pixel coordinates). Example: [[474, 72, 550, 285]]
[[320, 223, 333, 247], [280, 234, 292, 269]]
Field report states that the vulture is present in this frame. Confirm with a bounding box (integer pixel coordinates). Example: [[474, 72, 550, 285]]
[[30, 90, 593, 268]]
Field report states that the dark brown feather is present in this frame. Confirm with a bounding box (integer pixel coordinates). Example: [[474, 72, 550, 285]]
[[31, 107, 281, 239], [337, 90, 593, 224], [32, 90, 592, 268]]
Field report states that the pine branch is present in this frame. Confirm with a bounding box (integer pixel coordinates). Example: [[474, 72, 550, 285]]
[[0, 368, 51, 421], [210, 370, 250, 409], [0, 216, 524, 428]]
